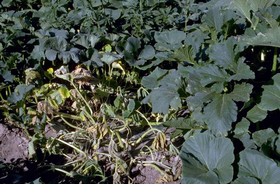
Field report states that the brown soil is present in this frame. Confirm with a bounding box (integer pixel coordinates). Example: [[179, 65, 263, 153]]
[[0, 122, 77, 183], [0, 123, 29, 163]]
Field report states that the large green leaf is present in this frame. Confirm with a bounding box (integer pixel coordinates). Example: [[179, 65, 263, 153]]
[[186, 91, 214, 111], [101, 53, 122, 65], [40, 37, 67, 52], [202, 8, 225, 32], [184, 30, 208, 54], [105, 9, 121, 20], [142, 70, 182, 114], [45, 29, 69, 38], [180, 133, 234, 184], [125, 37, 141, 53], [86, 49, 103, 67], [199, 65, 228, 87], [58, 48, 80, 64], [31, 46, 45, 60], [247, 105, 268, 123], [243, 27, 280, 47], [262, 11, 279, 28], [154, 30, 186, 51], [249, 0, 276, 11], [231, 0, 275, 16], [45, 49, 58, 61], [230, 0, 275, 28], [238, 149, 280, 184], [234, 133, 256, 149], [228, 83, 253, 102], [123, 38, 145, 66], [228, 58, 255, 81], [138, 45, 155, 60], [234, 118, 250, 136], [259, 73, 280, 111], [0, 70, 14, 82], [91, 0, 102, 7], [1, 0, 12, 7], [7, 84, 35, 104], [141, 67, 168, 89], [181, 66, 204, 94], [229, 0, 252, 24], [203, 94, 237, 134], [275, 137, 280, 155], [72, 34, 100, 49], [142, 84, 181, 114], [173, 46, 197, 65], [209, 38, 236, 69], [232, 176, 260, 184], [252, 128, 276, 147], [73, 0, 89, 9]]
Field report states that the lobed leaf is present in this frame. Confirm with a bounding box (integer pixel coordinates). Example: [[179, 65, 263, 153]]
[[229, 83, 253, 102], [209, 38, 236, 69], [138, 45, 155, 60], [203, 94, 237, 134], [259, 73, 280, 111], [228, 58, 255, 81], [238, 149, 280, 184], [252, 128, 276, 147], [142, 70, 182, 114], [141, 67, 168, 89], [234, 118, 250, 136], [199, 65, 228, 87], [247, 105, 268, 123], [155, 30, 186, 51], [180, 133, 234, 184], [243, 27, 280, 47]]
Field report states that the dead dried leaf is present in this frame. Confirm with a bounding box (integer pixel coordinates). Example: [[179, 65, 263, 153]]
[[86, 123, 108, 139], [152, 132, 167, 151]]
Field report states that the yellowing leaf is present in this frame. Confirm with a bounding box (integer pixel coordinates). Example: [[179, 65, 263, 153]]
[[112, 62, 125, 75], [58, 86, 70, 98], [103, 44, 112, 52]]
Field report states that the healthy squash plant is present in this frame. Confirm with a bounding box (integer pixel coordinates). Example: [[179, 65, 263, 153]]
[[141, 0, 280, 183], [1, 0, 187, 183]]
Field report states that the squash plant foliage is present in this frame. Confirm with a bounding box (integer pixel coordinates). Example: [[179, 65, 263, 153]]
[[152, 0, 280, 183], [2, 0, 280, 183]]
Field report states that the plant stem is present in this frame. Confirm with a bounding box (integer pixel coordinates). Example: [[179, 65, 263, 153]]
[[0, 93, 4, 101], [115, 131, 124, 148], [60, 116, 84, 130], [135, 109, 155, 132], [272, 47, 278, 75], [139, 0, 143, 11], [8, 86, 11, 96], [50, 168, 73, 177], [71, 81, 93, 115], [54, 111, 83, 121], [135, 128, 161, 145], [82, 107, 96, 124], [56, 139, 86, 157], [94, 152, 111, 157]]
